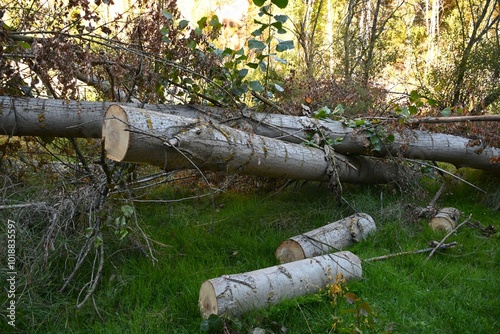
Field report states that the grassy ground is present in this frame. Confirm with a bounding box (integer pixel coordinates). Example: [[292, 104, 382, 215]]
[[1, 171, 499, 333]]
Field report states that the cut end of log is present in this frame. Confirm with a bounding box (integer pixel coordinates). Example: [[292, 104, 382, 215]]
[[429, 207, 461, 233], [102, 105, 130, 161], [199, 280, 218, 319], [275, 239, 306, 264]]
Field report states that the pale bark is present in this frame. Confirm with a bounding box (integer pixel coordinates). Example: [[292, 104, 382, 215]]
[[0, 96, 202, 138], [237, 111, 500, 172], [429, 207, 461, 233], [275, 213, 376, 263], [102, 105, 402, 184], [198, 251, 362, 318], [2, 96, 499, 172]]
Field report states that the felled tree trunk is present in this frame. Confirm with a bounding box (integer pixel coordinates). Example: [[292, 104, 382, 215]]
[[198, 251, 362, 318], [429, 207, 461, 233], [236, 111, 500, 172], [2, 96, 499, 172], [102, 105, 402, 184], [275, 213, 376, 263]]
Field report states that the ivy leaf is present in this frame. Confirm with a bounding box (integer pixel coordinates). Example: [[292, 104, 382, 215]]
[[276, 40, 294, 52], [238, 69, 249, 78], [271, 0, 288, 8], [274, 14, 289, 23], [409, 90, 420, 103], [178, 19, 189, 30], [249, 80, 264, 92], [121, 205, 134, 217], [274, 83, 284, 92], [441, 107, 452, 116], [248, 39, 266, 50]]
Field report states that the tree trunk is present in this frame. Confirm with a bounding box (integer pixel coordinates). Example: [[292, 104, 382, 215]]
[[2, 96, 499, 172], [275, 213, 376, 263], [102, 105, 402, 184], [236, 111, 500, 172], [198, 251, 362, 318]]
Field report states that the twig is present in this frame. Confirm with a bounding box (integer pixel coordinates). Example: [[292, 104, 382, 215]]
[[425, 214, 472, 262], [76, 237, 104, 309], [0, 202, 47, 210], [365, 242, 458, 262], [407, 160, 486, 193]]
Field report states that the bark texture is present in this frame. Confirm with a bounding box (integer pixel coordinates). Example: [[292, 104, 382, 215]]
[[2, 96, 499, 172], [275, 213, 376, 263], [198, 251, 362, 318], [102, 105, 403, 184]]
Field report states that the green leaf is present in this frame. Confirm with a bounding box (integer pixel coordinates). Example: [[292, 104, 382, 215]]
[[249, 80, 265, 92], [121, 205, 134, 217], [251, 28, 263, 37], [209, 15, 221, 27], [409, 105, 418, 115], [238, 69, 249, 78], [274, 83, 284, 92], [274, 14, 289, 23], [427, 98, 438, 106], [409, 90, 420, 103], [441, 107, 452, 116], [276, 40, 294, 52], [252, 0, 266, 6], [271, 0, 288, 9], [248, 39, 266, 50], [247, 62, 259, 69], [178, 19, 189, 29], [387, 133, 395, 143], [274, 56, 287, 64], [162, 10, 173, 20], [197, 17, 207, 29], [314, 106, 331, 119]]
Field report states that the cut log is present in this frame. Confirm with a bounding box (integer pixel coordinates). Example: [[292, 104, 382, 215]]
[[275, 213, 376, 263], [198, 251, 362, 318], [102, 105, 403, 184], [429, 207, 461, 233]]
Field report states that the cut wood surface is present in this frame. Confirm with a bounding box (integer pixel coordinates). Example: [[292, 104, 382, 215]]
[[429, 207, 461, 233], [198, 251, 362, 318], [275, 213, 376, 263], [102, 105, 403, 184]]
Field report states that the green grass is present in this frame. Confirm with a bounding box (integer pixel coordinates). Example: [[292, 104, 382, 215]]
[[1, 173, 499, 333]]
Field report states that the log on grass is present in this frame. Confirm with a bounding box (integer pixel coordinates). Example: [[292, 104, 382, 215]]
[[275, 213, 376, 263], [198, 251, 362, 318], [429, 207, 461, 233], [102, 105, 403, 184]]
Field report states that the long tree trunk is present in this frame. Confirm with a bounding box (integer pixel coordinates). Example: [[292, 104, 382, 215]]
[[102, 105, 403, 184], [2, 96, 499, 172]]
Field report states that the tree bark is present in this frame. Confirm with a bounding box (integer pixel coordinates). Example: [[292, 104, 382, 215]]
[[102, 105, 402, 184], [198, 251, 362, 318], [2, 96, 499, 172], [275, 213, 376, 263]]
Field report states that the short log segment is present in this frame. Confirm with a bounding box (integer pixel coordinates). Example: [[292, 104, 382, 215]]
[[275, 213, 376, 263], [198, 251, 362, 318], [102, 105, 403, 184], [429, 207, 461, 233]]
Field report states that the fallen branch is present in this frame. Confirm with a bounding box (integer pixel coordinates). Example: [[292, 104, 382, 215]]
[[0, 202, 48, 210], [365, 241, 458, 262], [425, 214, 472, 262]]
